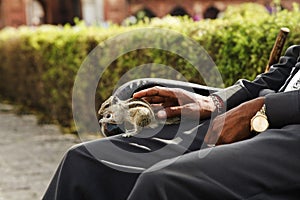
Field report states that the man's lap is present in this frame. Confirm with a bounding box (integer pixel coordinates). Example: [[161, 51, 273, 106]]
[[128, 124, 300, 199], [43, 119, 209, 200], [75, 118, 209, 170], [44, 122, 300, 200]]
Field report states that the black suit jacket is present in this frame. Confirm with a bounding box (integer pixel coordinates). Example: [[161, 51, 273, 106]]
[[215, 45, 300, 128]]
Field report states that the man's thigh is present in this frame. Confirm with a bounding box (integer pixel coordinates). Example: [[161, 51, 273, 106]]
[[43, 119, 209, 200], [129, 124, 300, 199], [81, 118, 209, 170]]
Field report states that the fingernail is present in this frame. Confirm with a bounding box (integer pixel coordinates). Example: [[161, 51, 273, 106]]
[[157, 110, 167, 118]]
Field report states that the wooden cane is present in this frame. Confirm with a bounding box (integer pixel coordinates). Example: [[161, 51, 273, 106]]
[[265, 27, 290, 72]]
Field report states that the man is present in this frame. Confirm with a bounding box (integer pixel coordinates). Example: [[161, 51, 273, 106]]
[[43, 45, 300, 200]]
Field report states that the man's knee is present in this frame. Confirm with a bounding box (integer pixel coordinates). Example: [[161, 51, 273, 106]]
[[128, 169, 168, 200], [62, 142, 97, 167]]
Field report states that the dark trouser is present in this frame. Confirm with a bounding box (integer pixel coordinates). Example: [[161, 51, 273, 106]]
[[42, 119, 208, 200], [128, 124, 300, 200], [43, 122, 300, 200]]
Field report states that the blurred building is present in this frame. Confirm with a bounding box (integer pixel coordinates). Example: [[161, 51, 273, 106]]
[[0, 0, 299, 28]]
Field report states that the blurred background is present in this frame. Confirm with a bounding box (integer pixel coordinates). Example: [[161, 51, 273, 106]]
[[0, 0, 298, 28]]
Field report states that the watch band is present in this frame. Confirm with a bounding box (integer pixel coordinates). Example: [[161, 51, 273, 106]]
[[260, 104, 267, 116]]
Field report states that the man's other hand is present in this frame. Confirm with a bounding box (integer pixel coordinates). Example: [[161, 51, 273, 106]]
[[205, 97, 265, 146]]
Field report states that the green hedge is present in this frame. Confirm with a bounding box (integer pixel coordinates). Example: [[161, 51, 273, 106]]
[[1, 3, 300, 132]]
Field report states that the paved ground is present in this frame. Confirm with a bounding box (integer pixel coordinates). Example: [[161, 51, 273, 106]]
[[0, 103, 81, 200]]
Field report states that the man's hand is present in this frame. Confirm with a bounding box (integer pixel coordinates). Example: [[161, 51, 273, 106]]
[[204, 97, 265, 146], [133, 86, 216, 119]]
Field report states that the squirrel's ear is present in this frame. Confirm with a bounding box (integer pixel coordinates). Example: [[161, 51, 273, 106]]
[[111, 96, 120, 104]]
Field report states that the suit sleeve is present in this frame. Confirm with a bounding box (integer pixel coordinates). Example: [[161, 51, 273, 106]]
[[214, 45, 300, 110], [265, 90, 300, 127]]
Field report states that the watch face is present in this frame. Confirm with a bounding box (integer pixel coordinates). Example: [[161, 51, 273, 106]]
[[251, 114, 269, 132]]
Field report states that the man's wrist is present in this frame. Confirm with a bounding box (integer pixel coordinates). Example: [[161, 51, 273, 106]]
[[209, 94, 225, 114]]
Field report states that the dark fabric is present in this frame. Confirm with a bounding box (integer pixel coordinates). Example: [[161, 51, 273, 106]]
[[43, 124, 300, 200], [128, 124, 300, 200], [265, 90, 300, 128], [43, 119, 210, 200]]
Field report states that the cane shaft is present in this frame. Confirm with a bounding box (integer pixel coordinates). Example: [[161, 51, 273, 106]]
[[265, 27, 290, 72]]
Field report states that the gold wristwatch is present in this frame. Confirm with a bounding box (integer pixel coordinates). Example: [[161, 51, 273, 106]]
[[250, 104, 269, 133]]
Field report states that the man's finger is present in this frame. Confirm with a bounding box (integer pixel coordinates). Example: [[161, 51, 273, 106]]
[[133, 86, 176, 98], [204, 130, 218, 146], [158, 106, 182, 118], [160, 104, 199, 119], [204, 123, 221, 146], [180, 103, 201, 118], [142, 96, 167, 104]]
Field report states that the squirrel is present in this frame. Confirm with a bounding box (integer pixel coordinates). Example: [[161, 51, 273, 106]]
[[98, 96, 157, 137]]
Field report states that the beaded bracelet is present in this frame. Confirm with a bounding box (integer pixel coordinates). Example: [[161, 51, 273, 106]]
[[209, 94, 225, 114]]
